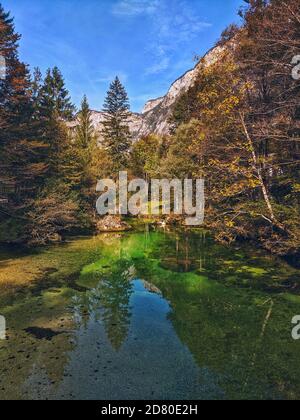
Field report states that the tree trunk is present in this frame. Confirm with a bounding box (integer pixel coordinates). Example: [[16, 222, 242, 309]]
[[239, 113, 285, 230]]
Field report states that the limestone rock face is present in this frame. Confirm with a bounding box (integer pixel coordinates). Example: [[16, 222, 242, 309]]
[[141, 97, 164, 114], [68, 110, 144, 144], [68, 44, 225, 141], [138, 44, 225, 137]]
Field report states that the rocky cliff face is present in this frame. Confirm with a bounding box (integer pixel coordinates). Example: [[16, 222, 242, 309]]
[[137, 44, 225, 138], [69, 44, 224, 141]]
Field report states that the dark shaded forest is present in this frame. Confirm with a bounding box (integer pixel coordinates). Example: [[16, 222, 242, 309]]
[[0, 0, 299, 259]]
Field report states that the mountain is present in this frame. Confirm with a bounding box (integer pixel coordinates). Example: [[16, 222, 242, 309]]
[[138, 44, 225, 137], [68, 44, 225, 141]]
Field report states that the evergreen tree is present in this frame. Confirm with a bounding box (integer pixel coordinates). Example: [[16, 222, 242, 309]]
[[67, 95, 95, 197], [35, 67, 76, 178], [71, 96, 100, 227], [0, 4, 48, 241], [39, 67, 76, 120], [26, 66, 81, 244], [31, 67, 43, 115], [76, 95, 94, 149], [0, 4, 93, 245], [102, 77, 131, 172]]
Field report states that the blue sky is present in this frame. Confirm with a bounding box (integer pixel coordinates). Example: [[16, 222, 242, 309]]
[[2, 0, 245, 112]]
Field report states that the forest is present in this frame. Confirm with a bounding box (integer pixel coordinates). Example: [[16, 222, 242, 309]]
[[0, 0, 299, 259]]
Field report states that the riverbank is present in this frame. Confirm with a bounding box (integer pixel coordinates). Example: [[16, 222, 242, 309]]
[[1, 214, 299, 271]]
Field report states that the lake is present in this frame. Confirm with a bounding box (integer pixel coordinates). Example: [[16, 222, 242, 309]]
[[0, 227, 299, 400]]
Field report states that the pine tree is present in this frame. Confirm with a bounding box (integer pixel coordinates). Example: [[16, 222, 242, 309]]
[[35, 67, 76, 178], [25, 65, 81, 244], [71, 95, 98, 226], [66, 95, 95, 195], [39, 67, 76, 120], [0, 4, 91, 245], [31, 67, 43, 115], [102, 77, 131, 172], [0, 4, 48, 241], [76, 95, 94, 149]]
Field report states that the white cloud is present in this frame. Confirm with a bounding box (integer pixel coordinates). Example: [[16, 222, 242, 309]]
[[149, 1, 212, 74], [154, 2, 212, 45], [113, 0, 212, 76], [112, 0, 159, 17], [145, 57, 170, 75]]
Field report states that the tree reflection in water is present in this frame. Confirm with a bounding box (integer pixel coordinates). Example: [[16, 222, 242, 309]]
[[74, 259, 135, 350]]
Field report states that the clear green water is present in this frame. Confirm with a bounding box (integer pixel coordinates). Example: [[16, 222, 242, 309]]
[[0, 227, 300, 400]]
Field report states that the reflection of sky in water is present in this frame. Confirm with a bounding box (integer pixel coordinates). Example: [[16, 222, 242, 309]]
[[1, 230, 300, 400]]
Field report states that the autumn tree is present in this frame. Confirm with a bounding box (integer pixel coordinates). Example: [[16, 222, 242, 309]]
[[131, 134, 165, 179], [167, 0, 300, 255], [233, 0, 300, 253]]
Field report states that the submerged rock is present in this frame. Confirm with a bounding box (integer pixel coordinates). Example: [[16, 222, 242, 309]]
[[96, 216, 132, 233], [24, 327, 66, 341]]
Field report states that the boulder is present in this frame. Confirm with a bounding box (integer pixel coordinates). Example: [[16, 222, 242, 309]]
[[96, 216, 132, 233]]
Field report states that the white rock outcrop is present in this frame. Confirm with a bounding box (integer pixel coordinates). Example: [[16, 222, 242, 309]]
[[68, 44, 225, 141]]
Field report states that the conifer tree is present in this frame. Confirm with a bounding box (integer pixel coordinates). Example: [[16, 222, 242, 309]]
[[76, 95, 94, 149], [102, 77, 131, 172], [34, 67, 76, 179], [39, 67, 76, 120], [67, 95, 95, 195], [25, 65, 80, 244], [31, 67, 43, 115], [0, 4, 48, 241]]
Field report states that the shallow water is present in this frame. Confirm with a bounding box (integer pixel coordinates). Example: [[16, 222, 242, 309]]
[[0, 227, 300, 400]]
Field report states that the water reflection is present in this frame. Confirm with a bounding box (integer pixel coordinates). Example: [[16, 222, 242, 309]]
[[155, 230, 211, 273], [0, 229, 300, 399], [74, 259, 134, 350]]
